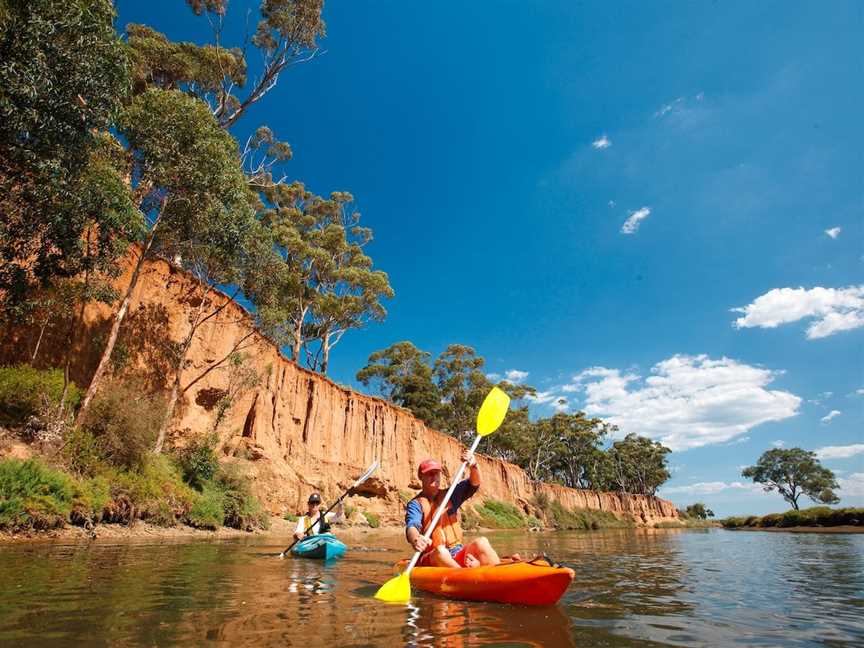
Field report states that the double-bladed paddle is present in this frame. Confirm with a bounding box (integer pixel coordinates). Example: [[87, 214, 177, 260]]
[[374, 386, 511, 602], [279, 459, 380, 559]]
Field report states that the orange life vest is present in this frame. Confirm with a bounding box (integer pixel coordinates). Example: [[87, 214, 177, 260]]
[[413, 490, 464, 549]]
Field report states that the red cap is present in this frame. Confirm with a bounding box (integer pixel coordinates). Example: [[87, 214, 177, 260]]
[[417, 459, 442, 478]]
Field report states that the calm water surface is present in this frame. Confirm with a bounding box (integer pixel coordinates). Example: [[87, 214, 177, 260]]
[[0, 528, 862, 647]]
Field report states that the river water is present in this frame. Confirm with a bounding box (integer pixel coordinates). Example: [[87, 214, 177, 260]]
[[0, 528, 861, 647]]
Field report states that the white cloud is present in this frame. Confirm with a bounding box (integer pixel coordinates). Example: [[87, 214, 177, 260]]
[[820, 410, 842, 424], [552, 397, 569, 413], [772, 440, 785, 448], [725, 436, 751, 446], [621, 207, 651, 235], [661, 481, 760, 495], [825, 227, 841, 239], [504, 369, 529, 384], [855, 389, 864, 397], [838, 473, 864, 497], [732, 285, 864, 339], [565, 354, 801, 451], [654, 97, 684, 118], [526, 390, 559, 405], [816, 444, 864, 460], [608, 200, 616, 208], [485, 372, 501, 381], [592, 135, 611, 150]]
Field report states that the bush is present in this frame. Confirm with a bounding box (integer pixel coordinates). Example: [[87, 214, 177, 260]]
[[476, 500, 525, 528], [531, 491, 551, 512], [61, 426, 104, 476], [175, 433, 220, 489], [71, 475, 111, 524], [549, 501, 630, 530], [213, 467, 269, 531], [0, 458, 75, 530], [0, 365, 80, 426], [363, 511, 380, 528], [284, 512, 298, 522], [399, 489, 414, 504], [187, 484, 225, 529], [106, 455, 196, 526], [79, 382, 165, 469]]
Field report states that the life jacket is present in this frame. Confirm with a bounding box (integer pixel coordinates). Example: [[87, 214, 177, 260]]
[[298, 512, 331, 536], [413, 490, 463, 549]]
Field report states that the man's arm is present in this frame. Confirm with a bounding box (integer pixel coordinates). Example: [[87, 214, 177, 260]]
[[405, 499, 430, 552]]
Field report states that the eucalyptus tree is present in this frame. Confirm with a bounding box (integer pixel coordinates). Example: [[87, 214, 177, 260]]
[[433, 345, 489, 443], [605, 433, 671, 496], [356, 341, 441, 426], [303, 193, 394, 374], [77, 89, 255, 420], [742, 448, 840, 510]]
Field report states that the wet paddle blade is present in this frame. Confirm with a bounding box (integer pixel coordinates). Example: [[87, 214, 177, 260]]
[[354, 459, 380, 488], [476, 386, 511, 436], [374, 571, 411, 602]]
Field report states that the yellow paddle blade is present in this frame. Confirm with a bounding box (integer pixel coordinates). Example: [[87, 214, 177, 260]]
[[374, 571, 411, 602], [476, 386, 511, 437]]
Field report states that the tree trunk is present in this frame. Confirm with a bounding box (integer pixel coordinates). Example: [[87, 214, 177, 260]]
[[31, 315, 49, 363], [76, 206, 164, 423], [321, 337, 330, 374]]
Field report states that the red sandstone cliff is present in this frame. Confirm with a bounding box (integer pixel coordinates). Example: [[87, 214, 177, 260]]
[[1, 253, 679, 526]]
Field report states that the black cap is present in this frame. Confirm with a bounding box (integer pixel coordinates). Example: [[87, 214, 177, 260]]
[[307, 493, 321, 504]]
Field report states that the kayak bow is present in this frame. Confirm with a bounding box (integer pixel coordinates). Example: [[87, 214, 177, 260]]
[[291, 533, 347, 560]]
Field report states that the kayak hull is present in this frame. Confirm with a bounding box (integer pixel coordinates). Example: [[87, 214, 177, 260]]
[[395, 559, 575, 606], [291, 533, 347, 560]]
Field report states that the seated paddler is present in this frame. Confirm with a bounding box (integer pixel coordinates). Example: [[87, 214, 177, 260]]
[[405, 450, 501, 568], [294, 492, 344, 540]]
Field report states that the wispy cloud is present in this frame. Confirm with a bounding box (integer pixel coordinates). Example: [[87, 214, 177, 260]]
[[504, 369, 529, 384], [592, 135, 611, 150], [661, 481, 761, 495], [820, 410, 842, 424], [772, 440, 785, 448], [825, 227, 841, 239], [621, 206, 651, 235], [838, 473, 864, 498], [725, 436, 751, 446], [732, 285, 864, 339], [816, 444, 864, 460], [485, 372, 501, 381], [654, 97, 685, 118], [526, 390, 559, 405], [564, 354, 801, 451], [608, 200, 616, 208]]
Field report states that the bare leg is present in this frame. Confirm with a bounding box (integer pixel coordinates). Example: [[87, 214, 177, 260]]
[[461, 537, 500, 566], [429, 545, 461, 568]]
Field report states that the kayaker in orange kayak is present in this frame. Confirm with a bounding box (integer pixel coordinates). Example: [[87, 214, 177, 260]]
[[405, 451, 502, 568]]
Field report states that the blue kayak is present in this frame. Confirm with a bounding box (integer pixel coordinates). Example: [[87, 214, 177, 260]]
[[291, 533, 347, 560]]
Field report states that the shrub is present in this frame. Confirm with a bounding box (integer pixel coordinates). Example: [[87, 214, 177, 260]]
[[79, 382, 165, 469], [549, 501, 630, 530], [363, 511, 380, 528], [399, 489, 414, 504], [284, 512, 298, 522], [531, 491, 551, 512], [187, 484, 225, 529], [71, 475, 111, 524], [460, 506, 480, 530], [759, 513, 782, 528], [61, 426, 104, 476], [476, 500, 525, 528], [0, 458, 75, 530], [106, 455, 196, 526], [0, 365, 80, 426], [213, 467, 269, 530], [175, 432, 220, 489]]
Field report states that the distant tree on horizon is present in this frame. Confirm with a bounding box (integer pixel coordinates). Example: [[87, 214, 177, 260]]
[[684, 503, 714, 519], [742, 448, 840, 511]]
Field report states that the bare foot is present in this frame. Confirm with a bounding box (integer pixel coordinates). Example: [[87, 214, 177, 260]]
[[464, 553, 480, 568], [511, 553, 522, 562]]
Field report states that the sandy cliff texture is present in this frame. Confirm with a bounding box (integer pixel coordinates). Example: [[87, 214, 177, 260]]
[[1, 253, 679, 526]]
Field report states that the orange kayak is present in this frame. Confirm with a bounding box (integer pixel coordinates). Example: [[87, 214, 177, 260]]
[[394, 558, 575, 606]]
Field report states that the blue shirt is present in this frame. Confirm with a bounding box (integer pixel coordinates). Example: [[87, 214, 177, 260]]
[[405, 479, 479, 531]]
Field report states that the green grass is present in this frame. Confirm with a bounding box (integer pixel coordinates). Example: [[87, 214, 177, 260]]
[[0, 458, 75, 531], [721, 507, 864, 529], [398, 489, 414, 504], [0, 365, 80, 426], [549, 501, 632, 530], [363, 511, 380, 528], [475, 499, 526, 528], [655, 519, 718, 529]]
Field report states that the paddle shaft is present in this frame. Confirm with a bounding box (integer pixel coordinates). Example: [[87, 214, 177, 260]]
[[281, 470, 371, 556], [403, 434, 482, 575]]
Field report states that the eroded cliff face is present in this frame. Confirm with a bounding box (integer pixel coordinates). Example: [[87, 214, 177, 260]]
[[1, 254, 679, 526]]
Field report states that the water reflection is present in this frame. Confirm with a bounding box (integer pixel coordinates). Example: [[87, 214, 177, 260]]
[[0, 529, 862, 647]]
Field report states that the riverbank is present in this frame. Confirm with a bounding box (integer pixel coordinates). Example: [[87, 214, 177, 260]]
[[727, 525, 863, 534]]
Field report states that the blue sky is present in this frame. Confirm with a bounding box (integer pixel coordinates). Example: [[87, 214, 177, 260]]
[[117, 1, 863, 516]]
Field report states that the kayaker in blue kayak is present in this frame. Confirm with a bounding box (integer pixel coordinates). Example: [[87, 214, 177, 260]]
[[294, 493, 345, 540], [404, 450, 505, 568]]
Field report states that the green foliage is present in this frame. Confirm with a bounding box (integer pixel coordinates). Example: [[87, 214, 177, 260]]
[[684, 503, 715, 520], [742, 448, 840, 510], [363, 511, 380, 528], [212, 467, 269, 530], [78, 382, 165, 470], [548, 501, 631, 530], [175, 433, 220, 489], [284, 512, 299, 522], [0, 0, 136, 313], [0, 365, 80, 426], [722, 507, 863, 529], [106, 455, 197, 526], [356, 342, 441, 425], [187, 484, 225, 529], [475, 499, 525, 528], [61, 427, 104, 476], [398, 489, 414, 504], [605, 433, 671, 496], [0, 458, 75, 530], [531, 492, 551, 512]]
